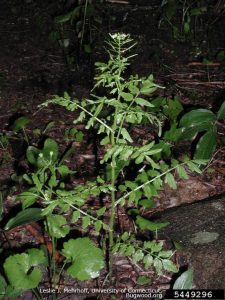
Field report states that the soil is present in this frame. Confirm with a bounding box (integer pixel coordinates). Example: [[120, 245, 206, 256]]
[[0, 0, 225, 298]]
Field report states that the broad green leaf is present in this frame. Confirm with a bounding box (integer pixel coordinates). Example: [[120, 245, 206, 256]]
[[5, 285, 24, 299], [136, 276, 151, 285], [136, 216, 169, 231], [173, 268, 193, 289], [179, 109, 216, 140], [62, 238, 104, 281], [139, 198, 156, 209], [121, 92, 133, 101], [42, 138, 59, 163], [26, 249, 47, 267], [135, 98, 154, 107], [0, 275, 6, 300], [194, 130, 217, 159], [26, 146, 40, 166], [121, 128, 133, 142], [100, 136, 110, 145], [162, 259, 178, 273], [16, 189, 39, 209], [164, 123, 182, 142], [4, 250, 46, 289], [12, 116, 30, 131], [58, 165, 71, 178], [165, 97, 183, 121], [217, 101, 225, 120], [4, 208, 43, 231], [165, 173, 177, 189], [47, 214, 70, 238]]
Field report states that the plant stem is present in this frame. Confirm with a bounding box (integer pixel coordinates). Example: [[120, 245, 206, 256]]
[[80, 0, 88, 51], [32, 288, 43, 300], [52, 237, 56, 287], [109, 148, 116, 277], [114, 162, 187, 206]]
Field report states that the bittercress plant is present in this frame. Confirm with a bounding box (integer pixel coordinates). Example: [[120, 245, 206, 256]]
[[41, 32, 206, 281], [2, 33, 207, 298]]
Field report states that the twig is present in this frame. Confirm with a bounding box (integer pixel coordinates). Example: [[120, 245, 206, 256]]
[[105, 0, 129, 4]]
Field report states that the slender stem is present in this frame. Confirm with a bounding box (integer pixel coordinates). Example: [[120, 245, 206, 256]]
[[52, 237, 56, 287], [22, 127, 29, 145], [108, 36, 123, 278], [115, 162, 187, 206], [32, 288, 43, 300], [80, 0, 88, 51], [77, 104, 114, 133]]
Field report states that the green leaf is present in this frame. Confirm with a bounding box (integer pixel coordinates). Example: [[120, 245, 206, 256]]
[[97, 207, 106, 217], [4, 208, 43, 231], [94, 220, 102, 232], [173, 268, 193, 289], [121, 128, 133, 143], [186, 161, 202, 174], [164, 97, 183, 121], [4, 249, 46, 289], [57, 165, 71, 178], [47, 214, 70, 238], [26, 146, 40, 166], [139, 198, 156, 209], [176, 165, 189, 180], [183, 22, 190, 34], [162, 259, 178, 273], [71, 211, 80, 223], [0, 275, 6, 300], [144, 241, 163, 252], [165, 173, 177, 189], [164, 123, 182, 141], [159, 250, 173, 258], [100, 136, 110, 145], [12, 116, 30, 131], [135, 98, 154, 107], [121, 92, 133, 101], [153, 258, 162, 274], [26, 249, 48, 267], [179, 109, 216, 140], [42, 138, 59, 163], [194, 130, 217, 159], [82, 216, 91, 229], [136, 216, 169, 231], [217, 101, 225, 120], [62, 238, 104, 281], [132, 250, 144, 263], [136, 276, 151, 285], [124, 245, 135, 256], [16, 189, 39, 209], [143, 254, 153, 269]]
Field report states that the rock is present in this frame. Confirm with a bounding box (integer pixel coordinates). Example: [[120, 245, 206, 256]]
[[156, 194, 225, 289]]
